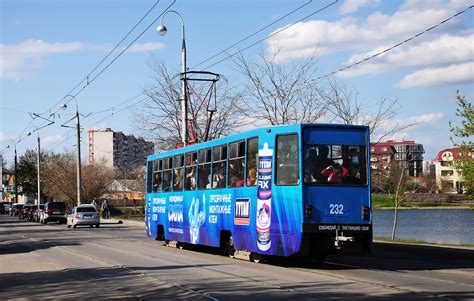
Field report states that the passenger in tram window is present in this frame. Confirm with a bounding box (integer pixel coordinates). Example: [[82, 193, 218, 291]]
[[321, 163, 348, 183], [313, 146, 336, 183], [246, 168, 257, 186], [185, 169, 196, 190], [216, 169, 226, 188]]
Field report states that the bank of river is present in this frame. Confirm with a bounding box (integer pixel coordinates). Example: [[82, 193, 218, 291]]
[[373, 209, 474, 245]]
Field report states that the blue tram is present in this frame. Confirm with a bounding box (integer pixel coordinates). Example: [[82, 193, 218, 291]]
[[145, 124, 372, 260]]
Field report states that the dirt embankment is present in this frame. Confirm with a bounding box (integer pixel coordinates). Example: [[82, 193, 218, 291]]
[[408, 193, 472, 205]]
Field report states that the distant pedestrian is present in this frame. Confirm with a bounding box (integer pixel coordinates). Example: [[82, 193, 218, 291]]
[[105, 202, 111, 219], [101, 199, 108, 219], [91, 199, 97, 209]]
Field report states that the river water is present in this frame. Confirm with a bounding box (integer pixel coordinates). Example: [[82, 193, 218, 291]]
[[373, 209, 474, 245]]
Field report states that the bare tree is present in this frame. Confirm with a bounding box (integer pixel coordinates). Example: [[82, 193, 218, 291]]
[[319, 79, 415, 142], [42, 152, 114, 209], [234, 51, 327, 125], [133, 61, 243, 151]]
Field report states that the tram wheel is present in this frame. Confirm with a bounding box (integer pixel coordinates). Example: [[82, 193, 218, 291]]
[[250, 252, 261, 263], [226, 236, 235, 259]]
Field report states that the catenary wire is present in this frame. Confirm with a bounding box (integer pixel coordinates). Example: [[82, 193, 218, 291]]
[[202, 0, 339, 70], [191, 0, 313, 70], [2, 1, 175, 154], [314, 5, 474, 80]]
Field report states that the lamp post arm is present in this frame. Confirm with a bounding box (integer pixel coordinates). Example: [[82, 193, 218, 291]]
[[160, 10, 187, 146]]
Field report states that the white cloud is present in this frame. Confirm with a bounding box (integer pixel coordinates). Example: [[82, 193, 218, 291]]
[[338, 0, 380, 15], [266, 1, 468, 63], [0, 39, 165, 80], [41, 135, 65, 145], [341, 34, 474, 77], [404, 112, 444, 126], [0, 39, 84, 80], [0, 132, 12, 142], [383, 131, 411, 142], [127, 42, 166, 52], [397, 62, 474, 88], [372, 112, 444, 140]]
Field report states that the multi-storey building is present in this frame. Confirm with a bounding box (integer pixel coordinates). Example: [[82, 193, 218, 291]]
[[369, 143, 397, 171], [88, 128, 154, 171], [370, 140, 425, 177], [433, 148, 473, 193]]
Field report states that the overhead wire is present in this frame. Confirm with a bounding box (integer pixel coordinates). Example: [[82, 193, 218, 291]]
[[2, 0, 175, 154], [202, 0, 339, 70], [191, 0, 314, 70], [314, 4, 474, 80], [46, 94, 151, 151]]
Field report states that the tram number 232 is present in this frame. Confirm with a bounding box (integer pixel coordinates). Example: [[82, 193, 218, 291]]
[[329, 203, 344, 215]]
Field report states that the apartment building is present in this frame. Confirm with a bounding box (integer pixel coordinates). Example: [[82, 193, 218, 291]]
[[88, 128, 154, 171], [432, 148, 472, 193], [370, 140, 425, 177]]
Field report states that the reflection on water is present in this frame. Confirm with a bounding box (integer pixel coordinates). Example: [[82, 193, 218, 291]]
[[373, 209, 474, 245]]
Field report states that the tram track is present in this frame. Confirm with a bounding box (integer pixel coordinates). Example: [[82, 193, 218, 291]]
[[6, 220, 473, 300], [10, 224, 335, 300], [323, 260, 474, 288], [11, 230, 218, 300], [83, 238, 467, 301], [33, 229, 432, 300]]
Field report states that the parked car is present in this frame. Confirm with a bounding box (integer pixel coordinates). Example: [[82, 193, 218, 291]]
[[67, 204, 100, 228], [19, 204, 32, 220], [40, 201, 67, 224], [1, 201, 11, 214], [11, 203, 23, 216], [27, 205, 39, 221], [33, 204, 45, 222]]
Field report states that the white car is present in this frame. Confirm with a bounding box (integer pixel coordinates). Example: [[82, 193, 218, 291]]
[[67, 204, 100, 228]]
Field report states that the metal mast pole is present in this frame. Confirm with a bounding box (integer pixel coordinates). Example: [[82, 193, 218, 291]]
[[181, 22, 187, 147], [14, 147, 18, 203], [37, 133, 41, 208], [76, 108, 82, 206]]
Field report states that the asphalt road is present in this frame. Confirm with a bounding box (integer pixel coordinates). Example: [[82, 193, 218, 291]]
[[1, 214, 473, 300]]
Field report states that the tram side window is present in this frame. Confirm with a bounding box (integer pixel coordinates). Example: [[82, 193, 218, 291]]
[[212, 145, 227, 189], [173, 154, 184, 191], [146, 161, 153, 193], [163, 157, 173, 192], [228, 141, 245, 188], [153, 159, 162, 192], [185, 152, 197, 190], [198, 148, 212, 190], [276, 134, 300, 185], [246, 137, 258, 186]]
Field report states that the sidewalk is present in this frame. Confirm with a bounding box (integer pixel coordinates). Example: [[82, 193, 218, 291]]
[[101, 217, 145, 228]]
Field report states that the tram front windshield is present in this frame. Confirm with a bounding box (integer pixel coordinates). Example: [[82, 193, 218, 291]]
[[304, 144, 367, 186]]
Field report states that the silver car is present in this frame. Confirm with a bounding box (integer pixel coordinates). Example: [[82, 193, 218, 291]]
[[67, 204, 100, 228]]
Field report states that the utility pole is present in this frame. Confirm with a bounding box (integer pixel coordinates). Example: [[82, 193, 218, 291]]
[[14, 147, 18, 203], [36, 133, 41, 207], [76, 109, 82, 206], [61, 96, 82, 206]]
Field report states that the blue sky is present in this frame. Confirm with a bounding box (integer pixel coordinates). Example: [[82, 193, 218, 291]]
[[1, 0, 473, 165]]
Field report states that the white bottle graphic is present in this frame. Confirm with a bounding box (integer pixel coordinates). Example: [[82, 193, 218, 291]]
[[256, 143, 273, 251]]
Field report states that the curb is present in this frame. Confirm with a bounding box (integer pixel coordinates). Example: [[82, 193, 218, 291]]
[[101, 218, 145, 227]]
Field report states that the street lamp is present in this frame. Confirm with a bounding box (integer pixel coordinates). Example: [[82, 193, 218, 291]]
[[61, 95, 83, 206], [156, 10, 188, 147]]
